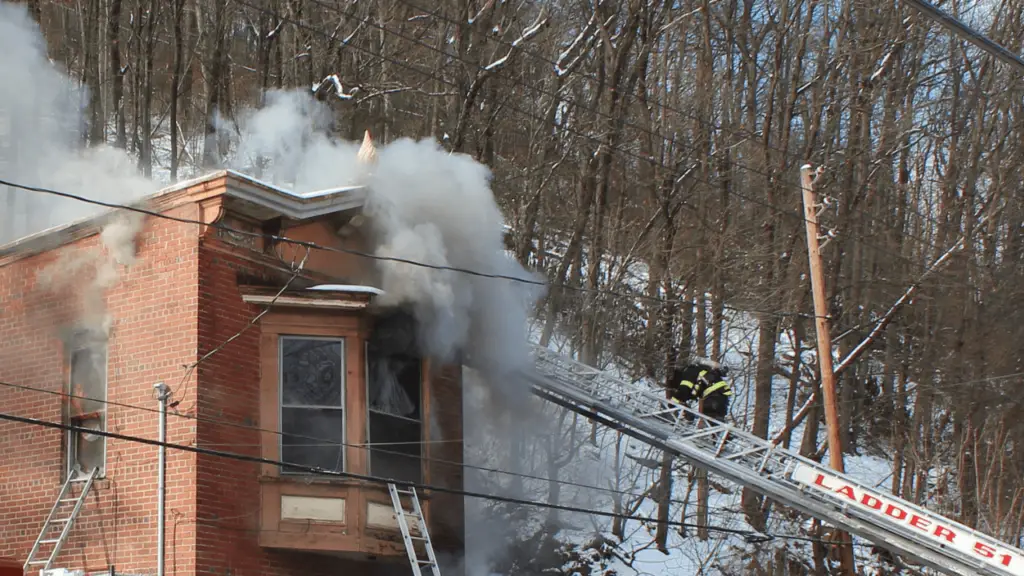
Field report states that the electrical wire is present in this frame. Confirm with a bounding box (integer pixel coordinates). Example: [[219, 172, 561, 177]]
[[10, 363, 1021, 524], [7, 2, 992, 309], [902, 0, 1024, 73], [5, 6, 995, 296], [171, 247, 310, 409], [0, 176, 818, 320], [0, 409, 855, 546], [0, 379, 739, 514]]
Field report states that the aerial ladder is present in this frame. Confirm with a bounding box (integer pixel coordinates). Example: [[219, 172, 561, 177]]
[[524, 344, 1024, 576]]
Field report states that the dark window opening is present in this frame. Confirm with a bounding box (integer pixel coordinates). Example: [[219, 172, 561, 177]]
[[66, 338, 107, 480], [367, 348, 423, 484], [280, 337, 345, 473]]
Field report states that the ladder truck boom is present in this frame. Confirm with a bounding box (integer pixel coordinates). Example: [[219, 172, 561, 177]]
[[524, 344, 1024, 576]]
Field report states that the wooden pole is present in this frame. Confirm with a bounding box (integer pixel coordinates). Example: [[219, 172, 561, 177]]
[[799, 165, 856, 574]]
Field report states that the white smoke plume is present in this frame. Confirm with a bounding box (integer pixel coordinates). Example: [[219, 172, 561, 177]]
[[36, 212, 145, 340], [0, 3, 153, 354], [214, 90, 366, 190], [220, 88, 556, 574], [219, 89, 547, 411], [0, 2, 156, 246]]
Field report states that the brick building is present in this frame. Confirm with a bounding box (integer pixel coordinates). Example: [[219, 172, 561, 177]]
[[0, 162, 466, 575]]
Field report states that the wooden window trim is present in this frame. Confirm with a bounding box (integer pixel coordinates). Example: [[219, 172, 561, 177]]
[[259, 309, 367, 480], [364, 347, 432, 486], [279, 335, 347, 475], [64, 341, 108, 481]]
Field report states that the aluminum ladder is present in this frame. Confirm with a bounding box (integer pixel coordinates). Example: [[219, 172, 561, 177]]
[[24, 467, 99, 573], [524, 344, 1024, 576], [387, 483, 441, 576]]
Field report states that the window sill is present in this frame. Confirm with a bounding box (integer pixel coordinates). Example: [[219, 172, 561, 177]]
[[258, 473, 430, 497], [259, 473, 364, 487], [70, 412, 103, 422]]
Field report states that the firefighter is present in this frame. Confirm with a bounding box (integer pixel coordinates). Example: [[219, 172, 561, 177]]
[[668, 359, 733, 421], [696, 365, 733, 421]]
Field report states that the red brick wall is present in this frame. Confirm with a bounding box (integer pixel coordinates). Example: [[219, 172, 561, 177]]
[[0, 206, 200, 575], [194, 237, 272, 576], [0, 196, 465, 576], [193, 236, 445, 575], [427, 364, 466, 557]]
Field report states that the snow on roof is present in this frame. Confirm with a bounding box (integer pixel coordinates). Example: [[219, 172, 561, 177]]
[[307, 284, 385, 295], [0, 170, 368, 260]]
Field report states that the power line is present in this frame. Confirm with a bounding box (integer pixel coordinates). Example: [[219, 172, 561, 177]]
[[8, 5, 993, 299], [903, 0, 1024, 73], [0, 379, 733, 513], [0, 409, 853, 546], [171, 248, 310, 409], [0, 176, 817, 319]]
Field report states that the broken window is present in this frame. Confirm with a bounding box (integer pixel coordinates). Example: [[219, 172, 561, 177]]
[[66, 337, 107, 479], [279, 336, 346, 473], [366, 349, 423, 484]]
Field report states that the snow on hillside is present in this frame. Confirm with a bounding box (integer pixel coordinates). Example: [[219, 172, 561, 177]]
[[455, 295, 916, 575]]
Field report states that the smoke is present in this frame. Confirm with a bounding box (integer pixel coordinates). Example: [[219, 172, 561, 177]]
[[0, 3, 152, 364], [36, 211, 145, 341], [214, 90, 366, 190], [220, 88, 561, 573], [0, 3, 156, 246], [220, 89, 547, 412]]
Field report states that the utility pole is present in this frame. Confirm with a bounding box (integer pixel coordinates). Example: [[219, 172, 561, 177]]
[[154, 382, 170, 576], [799, 165, 856, 574]]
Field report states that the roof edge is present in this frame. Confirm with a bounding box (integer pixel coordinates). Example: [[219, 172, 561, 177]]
[[0, 170, 369, 266]]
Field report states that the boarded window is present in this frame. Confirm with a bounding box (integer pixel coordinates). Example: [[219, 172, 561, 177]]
[[279, 336, 346, 473], [366, 349, 422, 484], [66, 339, 107, 479]]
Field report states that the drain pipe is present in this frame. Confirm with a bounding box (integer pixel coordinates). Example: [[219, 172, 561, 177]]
[[154, 382, 170, 576]]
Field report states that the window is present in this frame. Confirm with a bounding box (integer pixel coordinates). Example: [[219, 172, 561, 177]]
[[366, 347, 422, 484], [279, 336, 346, 473], [66, 336, 107, 479]]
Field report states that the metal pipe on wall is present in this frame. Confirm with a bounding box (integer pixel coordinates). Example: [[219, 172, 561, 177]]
[[154, 383, 170, 576]]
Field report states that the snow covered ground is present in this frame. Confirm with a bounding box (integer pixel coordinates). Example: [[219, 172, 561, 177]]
[[455, 303, 914, 575]]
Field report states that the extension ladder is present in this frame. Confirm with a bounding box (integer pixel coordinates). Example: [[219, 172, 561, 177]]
[[24, 468, 99, 573], [524, 344, 1024, 576], [387, 483, 442, 576]]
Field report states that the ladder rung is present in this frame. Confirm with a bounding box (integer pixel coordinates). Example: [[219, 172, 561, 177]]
[[59, 498, 81, 503], [51, 518, 71, 523], [28, 561, 50, 565], [39, 539, 60, 544], [395, 489, 415, 495]]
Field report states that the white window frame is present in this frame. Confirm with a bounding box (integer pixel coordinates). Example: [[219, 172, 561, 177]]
[[66, 341, 108, 481], [364, 342, 424, 481], [278, 335, 347, 475]]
